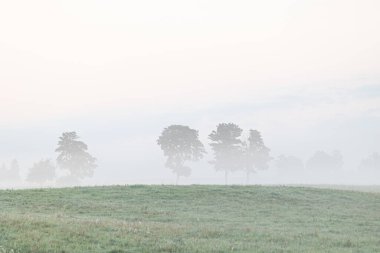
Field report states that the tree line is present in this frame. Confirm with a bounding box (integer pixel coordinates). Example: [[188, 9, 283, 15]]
[[157, 123, 380, 184], [0, 125, 379, 186], [157, 123, 271, 185], [0, 132, 96, 187]]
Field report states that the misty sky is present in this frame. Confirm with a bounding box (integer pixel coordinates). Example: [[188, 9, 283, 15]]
[[0, 0, 379, 185]]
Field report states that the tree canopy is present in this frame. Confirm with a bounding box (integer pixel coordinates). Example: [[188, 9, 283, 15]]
[[27, 159, 56, 184], [242, 130, 271, 183], [306, 150, 343, 171], [157, 125, 206, 183], [209, 123, 243, 184], [56, 132, 96, 180]]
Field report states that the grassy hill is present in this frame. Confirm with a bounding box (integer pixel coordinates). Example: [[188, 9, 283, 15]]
[[0, 185, 379, 253]]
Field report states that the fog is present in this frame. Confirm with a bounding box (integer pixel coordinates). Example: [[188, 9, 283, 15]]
[[0, 0, 379, 188]]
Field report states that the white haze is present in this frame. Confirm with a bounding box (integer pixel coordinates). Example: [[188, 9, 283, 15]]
[[0, 0, 379, 187]]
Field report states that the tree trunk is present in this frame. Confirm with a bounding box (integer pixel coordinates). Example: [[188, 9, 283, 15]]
[[225, 170, 228, 185]]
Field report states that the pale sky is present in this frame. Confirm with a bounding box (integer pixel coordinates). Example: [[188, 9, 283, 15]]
[[0, 0, 379, 185]]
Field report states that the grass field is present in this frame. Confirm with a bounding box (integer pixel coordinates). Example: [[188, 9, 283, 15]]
[[0, 185, 379, 253]]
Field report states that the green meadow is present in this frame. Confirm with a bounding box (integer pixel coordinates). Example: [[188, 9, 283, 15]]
[[0, 185, 379, 252]]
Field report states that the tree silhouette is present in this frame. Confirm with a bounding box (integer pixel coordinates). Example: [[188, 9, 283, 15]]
[[56, 132, 96, 184], [209, 123, 243, 185], [306, 150, 343, 171], [242, 130, 271, 184], [27, 159, 56, 185], [157, 125, 205, 184]]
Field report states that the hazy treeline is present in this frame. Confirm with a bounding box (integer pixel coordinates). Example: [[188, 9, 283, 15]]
[[0, 132, 96, 187], [157, 123, 380, 184], [156, 123, 272, 184], [1, 124, 379, 187]]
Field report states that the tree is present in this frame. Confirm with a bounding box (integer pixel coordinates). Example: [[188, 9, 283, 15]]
[[27, 159, 56, 184], [209, 123, 243, 185], [157, 125, 206, 184], [242, 130, 271, 184], [275, 155, 304, 171], [56, 132, 96, 184], [359, 152, 380, 171], [306, 150, 343, 171]]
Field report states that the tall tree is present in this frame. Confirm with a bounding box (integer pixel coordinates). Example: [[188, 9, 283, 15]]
[[242, 130, 271, 184], [209, 123, 243, 185], [56, 132, 96, 183], [27, 159, 56, 185], [157, 125, 206, 184]]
